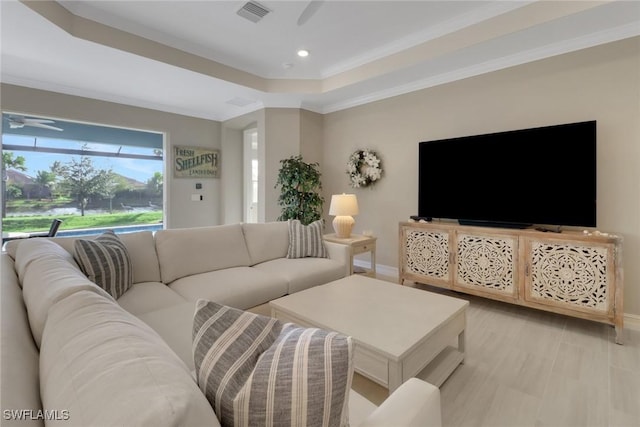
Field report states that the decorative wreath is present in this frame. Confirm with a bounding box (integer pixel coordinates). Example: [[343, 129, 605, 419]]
[[347, 149, 383, 188]]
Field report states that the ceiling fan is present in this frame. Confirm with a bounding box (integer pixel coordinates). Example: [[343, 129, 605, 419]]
[[297, 0, 324, 26], [7, 116, 63, 131]]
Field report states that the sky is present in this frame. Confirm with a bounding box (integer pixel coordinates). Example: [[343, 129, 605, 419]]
[[3, 135, 162, 183]]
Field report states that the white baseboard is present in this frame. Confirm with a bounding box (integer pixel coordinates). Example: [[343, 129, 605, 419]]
[[624, 313, 640, 331], [355, 260, 640, 331], [354, 259, 398, 280]]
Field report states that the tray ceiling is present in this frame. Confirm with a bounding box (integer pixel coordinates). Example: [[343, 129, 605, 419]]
[[1, 1, 638, 121]]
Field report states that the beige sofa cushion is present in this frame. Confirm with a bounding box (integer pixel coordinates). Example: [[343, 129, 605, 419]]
[[117, 231, 162, 283], [1, 254, 43, 427], [16, 239, 114, 348], [39, 290, 219, 427], [253, 257, 346, 294], [136, 302, 197, 371], [117, 282, 187, 316], [14, 237, 79, 285], [3, 239, 23, 261], [242, 221, 290, 265], [155, 224, 251, 284], [55, 231, 161, 284], [169, 266, 288, 310], [7, 231, 162, 284]]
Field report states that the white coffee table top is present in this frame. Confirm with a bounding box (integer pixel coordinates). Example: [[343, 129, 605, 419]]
[[269, 275, 469, 361]]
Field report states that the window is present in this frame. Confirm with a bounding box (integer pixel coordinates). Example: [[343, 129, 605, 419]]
[[2, 114, 164, 237]]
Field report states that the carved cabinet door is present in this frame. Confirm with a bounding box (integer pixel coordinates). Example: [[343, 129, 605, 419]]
[[453, 232, 519, 301], [400, 226, 453, 288], [523, 238, 615, 316]]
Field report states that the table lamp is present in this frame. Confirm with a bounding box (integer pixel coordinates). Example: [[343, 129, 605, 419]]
[[329, 194, 359, 238]]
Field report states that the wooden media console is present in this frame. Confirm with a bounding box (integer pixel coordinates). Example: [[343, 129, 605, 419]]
[[399, 221, 624, 344]]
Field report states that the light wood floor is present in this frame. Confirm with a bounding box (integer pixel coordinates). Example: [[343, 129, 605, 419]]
[[357, 278, 640, 427], [255, 276, 640, 426]]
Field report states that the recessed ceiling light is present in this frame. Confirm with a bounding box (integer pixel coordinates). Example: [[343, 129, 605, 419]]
[[297, 49, 309, 58]]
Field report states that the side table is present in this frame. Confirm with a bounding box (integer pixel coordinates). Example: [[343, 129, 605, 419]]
[[323, 233, 377, 275]]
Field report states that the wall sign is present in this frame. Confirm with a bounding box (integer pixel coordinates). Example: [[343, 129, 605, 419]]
[[173, 145, 219, 178]]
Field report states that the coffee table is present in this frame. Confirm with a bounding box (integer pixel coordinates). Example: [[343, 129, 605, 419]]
[[269, 275, 469, 391]]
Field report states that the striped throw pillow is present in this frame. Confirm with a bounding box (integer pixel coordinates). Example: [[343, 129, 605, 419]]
[[287, 219, 328, 258], [193, 300, 353, 427], [74, 230, 133, 299]]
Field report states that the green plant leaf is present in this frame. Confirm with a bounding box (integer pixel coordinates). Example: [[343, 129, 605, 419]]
[[275, 155, 324, 225]]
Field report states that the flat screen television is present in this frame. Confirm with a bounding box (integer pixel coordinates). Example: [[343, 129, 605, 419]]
[[418, 120, 597, 229]]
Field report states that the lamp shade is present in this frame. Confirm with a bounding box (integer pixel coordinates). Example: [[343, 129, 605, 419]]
[[329, 194, 359, 216]]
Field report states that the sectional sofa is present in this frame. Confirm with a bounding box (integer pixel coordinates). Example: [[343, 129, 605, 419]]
[[1, 221, 441, 426]]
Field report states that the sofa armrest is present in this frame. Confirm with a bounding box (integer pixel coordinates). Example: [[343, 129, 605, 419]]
[[359, 378, 442, 427], [324, 241, 351, 277], [1, 254, 44, 427]]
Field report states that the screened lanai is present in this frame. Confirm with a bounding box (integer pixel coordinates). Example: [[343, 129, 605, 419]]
[[2, 113, 165, 240]]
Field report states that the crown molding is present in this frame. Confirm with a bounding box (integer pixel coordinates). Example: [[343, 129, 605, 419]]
[[320, 23, 640, 115], [320, 1, 535, 78]]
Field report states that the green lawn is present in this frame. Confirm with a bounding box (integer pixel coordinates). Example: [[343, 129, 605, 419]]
[[6, 198, 74, 212], [2, 212, 163, 233]]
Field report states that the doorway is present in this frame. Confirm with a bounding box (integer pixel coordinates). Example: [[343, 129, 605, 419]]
[[243, 128, 258, 223]]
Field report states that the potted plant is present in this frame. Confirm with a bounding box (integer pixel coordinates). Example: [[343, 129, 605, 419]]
[[275, 155, 324, 225]]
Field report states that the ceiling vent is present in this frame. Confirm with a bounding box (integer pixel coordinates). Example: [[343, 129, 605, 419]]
[[226, 97, 256, 107], [237, 1, 271, 23]]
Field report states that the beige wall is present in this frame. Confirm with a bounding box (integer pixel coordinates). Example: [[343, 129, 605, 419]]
[[322, 37, 640, 316], [263, 108, 326, 221], [221, 108, 325, 224], [2, 37, 638, 317], [220, 126, 242, 224], [263, 108, 303, 221], [221, 111, 259, 223], [300, 110, 324, 166], [1, 84, 221, 229]]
